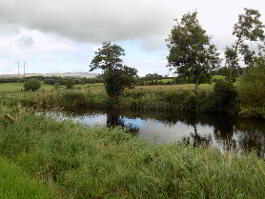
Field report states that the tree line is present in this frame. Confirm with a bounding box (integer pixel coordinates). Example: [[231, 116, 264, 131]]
[[89, 8, 265, 98]]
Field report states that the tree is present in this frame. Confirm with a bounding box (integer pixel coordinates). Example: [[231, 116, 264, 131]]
[[225, 8, 265, 80], [89, 42, 138, 97], [145, 73, 163, 81], [166, 12, 220, 93]]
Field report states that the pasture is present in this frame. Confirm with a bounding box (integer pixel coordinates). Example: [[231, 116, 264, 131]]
[[0, 82, 213, 94]]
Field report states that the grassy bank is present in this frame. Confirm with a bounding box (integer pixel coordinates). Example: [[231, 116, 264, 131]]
[[1, 82, 264, 119], [0, 106, 264, 198], [0, 83, 214, 112]]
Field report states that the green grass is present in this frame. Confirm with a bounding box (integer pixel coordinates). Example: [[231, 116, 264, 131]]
[[135, 83, 212, 92], [0, 83, 24, 92], [160, 78, 173, 83], [0, 83, 213, 112], [0, 83, 54, 92], [0, 107, 264, 199], [0, 157, 58, 199], [0, 82, 212, 93], [213, 75, 225, 81]]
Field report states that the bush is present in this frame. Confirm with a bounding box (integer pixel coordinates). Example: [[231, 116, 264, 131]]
[[43, 79, 56, 85], [65, 79, 74, 89], [61, 92, 88, 109], [238, 64, 265, 108], [24, 79, 41, 91], [213, 80, 238, 112], [200, 80, 238, 113], [237, 63, 265, 118]]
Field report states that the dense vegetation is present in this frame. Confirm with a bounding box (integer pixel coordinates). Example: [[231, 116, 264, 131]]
[[0, 157, 55, 199], [24, 79, 42, 91], [238, 62, 265, 118], [0, 106, 264, 199]]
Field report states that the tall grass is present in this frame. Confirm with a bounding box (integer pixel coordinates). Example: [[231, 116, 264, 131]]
[[0, 107, 264, 199], [0, 86, 211, 113], [0, 157, 58, 199]]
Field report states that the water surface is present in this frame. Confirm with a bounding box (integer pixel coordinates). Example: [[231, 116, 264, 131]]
[[46, 110, 265, 158]]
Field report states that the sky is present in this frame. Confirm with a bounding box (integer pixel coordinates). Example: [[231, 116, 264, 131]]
[[0, 0, 264, 76]]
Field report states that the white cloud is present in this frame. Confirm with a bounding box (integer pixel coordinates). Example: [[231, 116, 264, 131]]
[[0, 0, 176, 45], [0, 28, 77, 55], [0, 0, 264, 74], [0, 0, 264, 50]]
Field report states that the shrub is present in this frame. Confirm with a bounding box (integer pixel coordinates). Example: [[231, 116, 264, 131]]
[[65, 79, 74, 89], [61, 92, 88, 109], [54, 82, 60, 89], [213, 80, 238, 112], [24, 79, 41, 91], [43, 79, 56, 85], [200, 80, 238, 113], [238, 64, 265, 108]]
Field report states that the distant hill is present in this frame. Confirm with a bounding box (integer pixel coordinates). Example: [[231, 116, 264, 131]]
[[0, 72, 99, 78]]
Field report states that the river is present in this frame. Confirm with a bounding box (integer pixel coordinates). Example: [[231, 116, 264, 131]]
[[45, 110, 265, 158]]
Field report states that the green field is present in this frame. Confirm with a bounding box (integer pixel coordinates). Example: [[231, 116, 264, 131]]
[[0, 82, 212, 93], [0, 83, 54, 92], [213, 75, 225, 81], [0, 82, 214, 113], [135, 83, 212, 92], [159, 78, 174, 83]]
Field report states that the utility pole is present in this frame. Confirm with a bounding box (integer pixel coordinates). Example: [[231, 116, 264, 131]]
[[15, 60, 20, 83], [23, 61, 26, 82]]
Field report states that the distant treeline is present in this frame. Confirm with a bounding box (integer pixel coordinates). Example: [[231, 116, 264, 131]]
[[0, 66, 247, 86], [0, 76, 103, 85]]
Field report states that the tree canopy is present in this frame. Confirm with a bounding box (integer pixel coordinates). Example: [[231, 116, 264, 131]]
[[225, 8, 265, 79], [89, 42, 138, 97], [166, 11, 220, 88]]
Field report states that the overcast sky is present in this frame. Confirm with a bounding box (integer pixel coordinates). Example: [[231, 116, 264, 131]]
[[0, 0, 264, 76]]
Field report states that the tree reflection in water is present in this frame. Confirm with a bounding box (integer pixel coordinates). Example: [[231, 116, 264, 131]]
[[59, 110, 265, 158], [106, 112, 139, 135], [105, 111, 265, 157]]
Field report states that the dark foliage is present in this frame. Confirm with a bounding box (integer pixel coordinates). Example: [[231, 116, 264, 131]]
[[200, 81, 238, 113], [89, 42, 138, 97], [23, 79, 41, 92]]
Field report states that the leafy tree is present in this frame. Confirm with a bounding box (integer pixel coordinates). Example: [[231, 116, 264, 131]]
[[89, 42, 138, 97], [166, 12, 220, 92], [225, 8, 265, 80], [145, 73, 163, 81]]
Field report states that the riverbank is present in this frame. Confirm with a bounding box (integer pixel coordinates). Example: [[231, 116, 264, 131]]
[[0, 106, 264, 198], [1, 84, 264, 119]]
